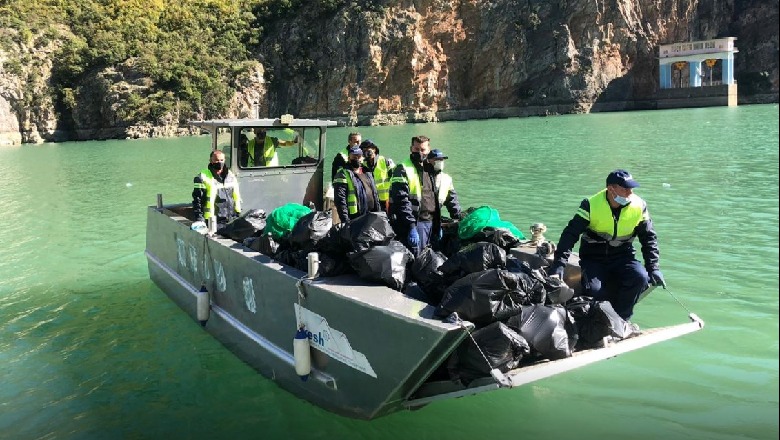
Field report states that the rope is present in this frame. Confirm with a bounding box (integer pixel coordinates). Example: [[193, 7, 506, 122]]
[[447, 313, 512, 388], [295, 276, 308, 328], [661, 286, 694, 315], [200, 231, 211, 288]]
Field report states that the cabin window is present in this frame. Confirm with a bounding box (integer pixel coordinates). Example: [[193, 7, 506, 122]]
[[238, 127, 322, 169], [215, 127, 233, 166]]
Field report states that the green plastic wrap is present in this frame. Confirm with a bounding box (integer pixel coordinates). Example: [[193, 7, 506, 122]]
[[264, 203, 312, 239], [457, 206, 526, 240]]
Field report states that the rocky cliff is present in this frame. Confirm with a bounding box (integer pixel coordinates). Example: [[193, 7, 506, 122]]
[[0, 0, 777, 145], [259, 0, 778, 124]]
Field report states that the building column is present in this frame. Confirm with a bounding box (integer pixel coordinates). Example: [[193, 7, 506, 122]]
[[689, 61, 702, 87], [659, 63, 672, 89], [722, 53, 734, 85]]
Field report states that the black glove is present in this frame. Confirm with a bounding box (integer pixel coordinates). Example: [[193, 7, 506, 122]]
[[649, 269, 666, 288], [547, 263, 565, 279]]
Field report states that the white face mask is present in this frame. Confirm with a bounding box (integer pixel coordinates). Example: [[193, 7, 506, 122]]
[[613, 194, 630, 206], [610, 188, 630, 206], [433, 161, 445, 172]]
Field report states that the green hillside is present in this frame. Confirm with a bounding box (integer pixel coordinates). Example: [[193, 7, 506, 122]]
[[0, 0, 347, 123]]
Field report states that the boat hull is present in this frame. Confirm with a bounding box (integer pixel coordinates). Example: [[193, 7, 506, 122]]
[[145, 205, 468, 419]]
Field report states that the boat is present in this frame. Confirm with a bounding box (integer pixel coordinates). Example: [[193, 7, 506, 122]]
[[145, 115, 704, 420]]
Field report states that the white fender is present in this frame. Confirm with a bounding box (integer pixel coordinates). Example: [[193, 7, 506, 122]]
[[293, 327, 311, 381], [197, 285, 210, 326]]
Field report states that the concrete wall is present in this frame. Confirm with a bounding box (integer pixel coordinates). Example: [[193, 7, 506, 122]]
[[656, 84, 738, 109]]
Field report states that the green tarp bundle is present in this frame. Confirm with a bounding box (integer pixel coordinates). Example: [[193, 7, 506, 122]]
[[458, 206, 526, 241], [264, 203, 312, 239]]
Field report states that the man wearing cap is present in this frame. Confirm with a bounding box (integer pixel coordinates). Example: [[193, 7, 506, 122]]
[[548, 169, 665, 320], [359, 139, 395, 212], [331, 132, 362, 180], [427, 149, 462, 250], [332, 146, 382, 223]]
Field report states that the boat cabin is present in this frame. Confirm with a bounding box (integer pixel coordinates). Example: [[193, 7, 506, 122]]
[[189, 114, 337, 215]]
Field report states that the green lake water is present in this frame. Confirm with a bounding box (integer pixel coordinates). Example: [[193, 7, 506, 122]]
[[0, 104, 777, 439]]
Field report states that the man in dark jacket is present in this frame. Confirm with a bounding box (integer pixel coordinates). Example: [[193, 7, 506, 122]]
[[427, 148, 462, 250], [331, 132, 362, 180], [390, 136, 461, 256], [548, 169, 665, 320], [333, 146, 381, 223]]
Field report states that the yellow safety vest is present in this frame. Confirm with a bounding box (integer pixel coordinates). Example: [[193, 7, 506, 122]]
[[369, 156, 391, 202], [247, 136, 278, 166], [434, 172, 454, 205], [580, 189, 645, 246], [333, 168, 361, 215], [391, 159, 421, 201], [196, 168, 241, 220]]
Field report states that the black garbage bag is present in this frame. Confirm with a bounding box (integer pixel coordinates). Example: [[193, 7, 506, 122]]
[[506, 304, 577, 360], [275, 248, 306, 269], [411, 247, 447, 281], [409, 248, 449, 304], [402, 281, 429, 302], [447, 322, 530, 386], [316, 252, 354, 277], [289, 210, 333, 251], [566, 297, 637, 348], [409, 272, 448, 305], [436, 218, 462, 257], [506, 259, 575, 305], [467, 227, 521, 251], [411, 246, 444, 279], [217, 209, 267, 241], [544, 274, 576, 305], [315, 222, 353, 256], [348, 240, 413, 290], [435, 269, 531, 326], [438, 242, 506, 281], [434, 271, 483, 319], [347, 212, 396, 252], [250, 233, 280, 256]]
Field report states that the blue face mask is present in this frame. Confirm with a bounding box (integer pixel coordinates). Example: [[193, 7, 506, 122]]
[[613, 193, 630, 206]]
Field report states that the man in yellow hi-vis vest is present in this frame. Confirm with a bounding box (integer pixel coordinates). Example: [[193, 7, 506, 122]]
[[390, 135, 450, 256], [548, 169, 664, 321], [192, 150, 241, 229], [359, 139, 395, 212], [243, 128, 297, 167], [333, 146, 381, 223]]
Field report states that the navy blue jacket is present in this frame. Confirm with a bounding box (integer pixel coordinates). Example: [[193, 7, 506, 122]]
[[553, 198, 660, 271]]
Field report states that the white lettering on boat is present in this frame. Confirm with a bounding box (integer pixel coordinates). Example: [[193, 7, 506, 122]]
[[243, 277, 257, 313], [188, 244, 198, 276], [176, 238, 187, 268], [294, 304, 377, 378], [214, 259, 226, 292]]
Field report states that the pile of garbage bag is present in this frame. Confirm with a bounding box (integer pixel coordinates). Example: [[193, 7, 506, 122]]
[[221, 203, 639, 385], [239, 205, 409, 290]]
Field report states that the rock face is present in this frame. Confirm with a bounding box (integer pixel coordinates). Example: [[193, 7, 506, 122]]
[[0, 0, 777, 144], [259, 0, 779, 123]]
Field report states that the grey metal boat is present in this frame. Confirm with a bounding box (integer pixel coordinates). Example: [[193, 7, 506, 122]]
[[145, 115, 704, 420]]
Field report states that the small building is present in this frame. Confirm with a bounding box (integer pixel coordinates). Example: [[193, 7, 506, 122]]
[[656, 37, 738, 109]]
